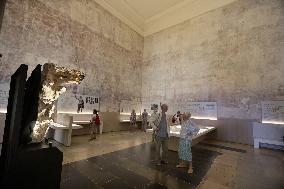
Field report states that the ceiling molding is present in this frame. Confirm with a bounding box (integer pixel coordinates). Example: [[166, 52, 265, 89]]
[[95, 0, 238, 37], [145, 0, 195, 23], [123, 0, 148, 20], [94, 0, 145, 35], [144, 0, 238, 36]]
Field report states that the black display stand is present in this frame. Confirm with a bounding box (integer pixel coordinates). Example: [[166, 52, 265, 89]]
[[2, 143, 63, 189], [0, 0, 6, 32], [0, 64, 63, 189]]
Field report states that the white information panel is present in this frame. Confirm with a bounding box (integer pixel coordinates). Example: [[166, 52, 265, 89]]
[[261, 101, 284, 124], [185, 102, 217, 120], [0, 83, 9, 113], [120, 99, 141, 114], [57, 92, 99, 114], [142, 102, 160, 114]]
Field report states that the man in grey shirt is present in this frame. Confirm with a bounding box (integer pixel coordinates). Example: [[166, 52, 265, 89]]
[[149, 103, 171, 165]]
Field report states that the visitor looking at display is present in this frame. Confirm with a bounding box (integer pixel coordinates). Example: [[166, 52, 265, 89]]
[[176, 112, 199, 174], [89, 109, 101, 141]]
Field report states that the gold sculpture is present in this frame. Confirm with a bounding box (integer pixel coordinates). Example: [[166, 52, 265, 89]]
[[31, 63, 85, 142]]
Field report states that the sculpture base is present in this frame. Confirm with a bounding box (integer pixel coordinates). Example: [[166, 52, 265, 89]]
[[1, 144, 63, 189]]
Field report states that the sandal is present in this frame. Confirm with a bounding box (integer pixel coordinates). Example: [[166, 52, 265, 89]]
[[176, 164, 187, 168]]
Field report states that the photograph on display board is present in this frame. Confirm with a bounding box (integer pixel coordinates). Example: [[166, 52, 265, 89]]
[[57, 92, 99, 114], [75, 95, 84, 113], [151, 104, 158, 110]]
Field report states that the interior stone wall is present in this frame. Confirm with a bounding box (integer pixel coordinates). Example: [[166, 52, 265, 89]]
[[142, 0, 284, 144], [0, 0, 144, 112], [143, 0, 284, 119], [0, 0, 283, 144]]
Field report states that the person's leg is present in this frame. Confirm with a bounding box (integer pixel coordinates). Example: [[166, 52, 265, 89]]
[[89, 126, 94, 141], [161, 138, 168, 164], [131, 123, 134, 131], [177, 138, 188, 168], [155, 137, 162, 163], [188, 161, 193, 173], [177, 160, 187, 168], [152, 132, 155, 142], [187, 140, 193, 173], [93, 125, 97, 139], [97, 125, 100, 136]]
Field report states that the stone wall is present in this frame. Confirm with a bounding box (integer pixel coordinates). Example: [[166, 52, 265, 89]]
[[143, 0, 284, 119], [1, 0, 283, 144], [142, 0, 284, 144], [0, 0, 144, 112]]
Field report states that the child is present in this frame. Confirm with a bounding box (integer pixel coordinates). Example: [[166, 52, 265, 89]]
[[176, 112, 199, 174], [90, 109, 100, 141]]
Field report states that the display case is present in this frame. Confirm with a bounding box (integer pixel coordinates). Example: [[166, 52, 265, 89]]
[[168, 125, 216, 151]]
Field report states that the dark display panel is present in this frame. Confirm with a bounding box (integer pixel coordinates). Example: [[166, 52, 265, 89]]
[[20, 64, 42, 144], [0, 0, 6, 32]]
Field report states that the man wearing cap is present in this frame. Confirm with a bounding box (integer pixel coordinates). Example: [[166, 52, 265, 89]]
[[149, 103, 171, 165]]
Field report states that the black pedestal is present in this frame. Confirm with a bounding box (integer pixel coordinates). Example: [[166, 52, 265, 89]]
[[1, 144, 63, 189]]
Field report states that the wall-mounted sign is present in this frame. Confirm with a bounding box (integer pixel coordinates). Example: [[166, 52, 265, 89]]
[[120, 99, 141, 115], [142, 99, 161, 114], [0, 83, 9, 113], [151, 104, 159, 110], [57, 92, 100, 114], [261, 101, 284, 124], [185, 102, 217, 120]]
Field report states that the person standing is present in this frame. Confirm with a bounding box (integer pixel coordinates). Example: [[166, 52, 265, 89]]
[[142, 109, 148, 132], [149, 106, 159, 142], [89, 109, 101, 141], [130, 109, 136, 128], [149, 103, 171, 165], [176, 112, 199, 174]]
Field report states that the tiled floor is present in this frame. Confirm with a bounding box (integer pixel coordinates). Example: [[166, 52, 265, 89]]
[[58, 131, 152, 164], [58, 131, 284, 189]]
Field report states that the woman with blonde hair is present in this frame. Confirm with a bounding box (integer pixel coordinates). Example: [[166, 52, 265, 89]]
[[176, 112, 199, 174]]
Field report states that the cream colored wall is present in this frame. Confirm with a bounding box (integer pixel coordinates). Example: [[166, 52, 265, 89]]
[[1, 0, 283, 144], [0, 0, 144, 113], [143, 0, 284, 120], [142, 0, 284, 144]]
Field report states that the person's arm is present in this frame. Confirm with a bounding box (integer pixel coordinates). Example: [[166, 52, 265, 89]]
[[166, 114, 172, 134], [149, 113, 159, 131], [187, 120, 199, 137], [75, 95, 79, 100], [90, 116, 95, 124], [185, 124, 193, 138]]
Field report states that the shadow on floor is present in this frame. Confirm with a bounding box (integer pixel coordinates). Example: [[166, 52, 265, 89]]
[[61, 142, 221, 189]]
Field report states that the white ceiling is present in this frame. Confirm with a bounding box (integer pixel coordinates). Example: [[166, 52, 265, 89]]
[[95, 0, 238, 36], [124, 0, 186, 20]]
